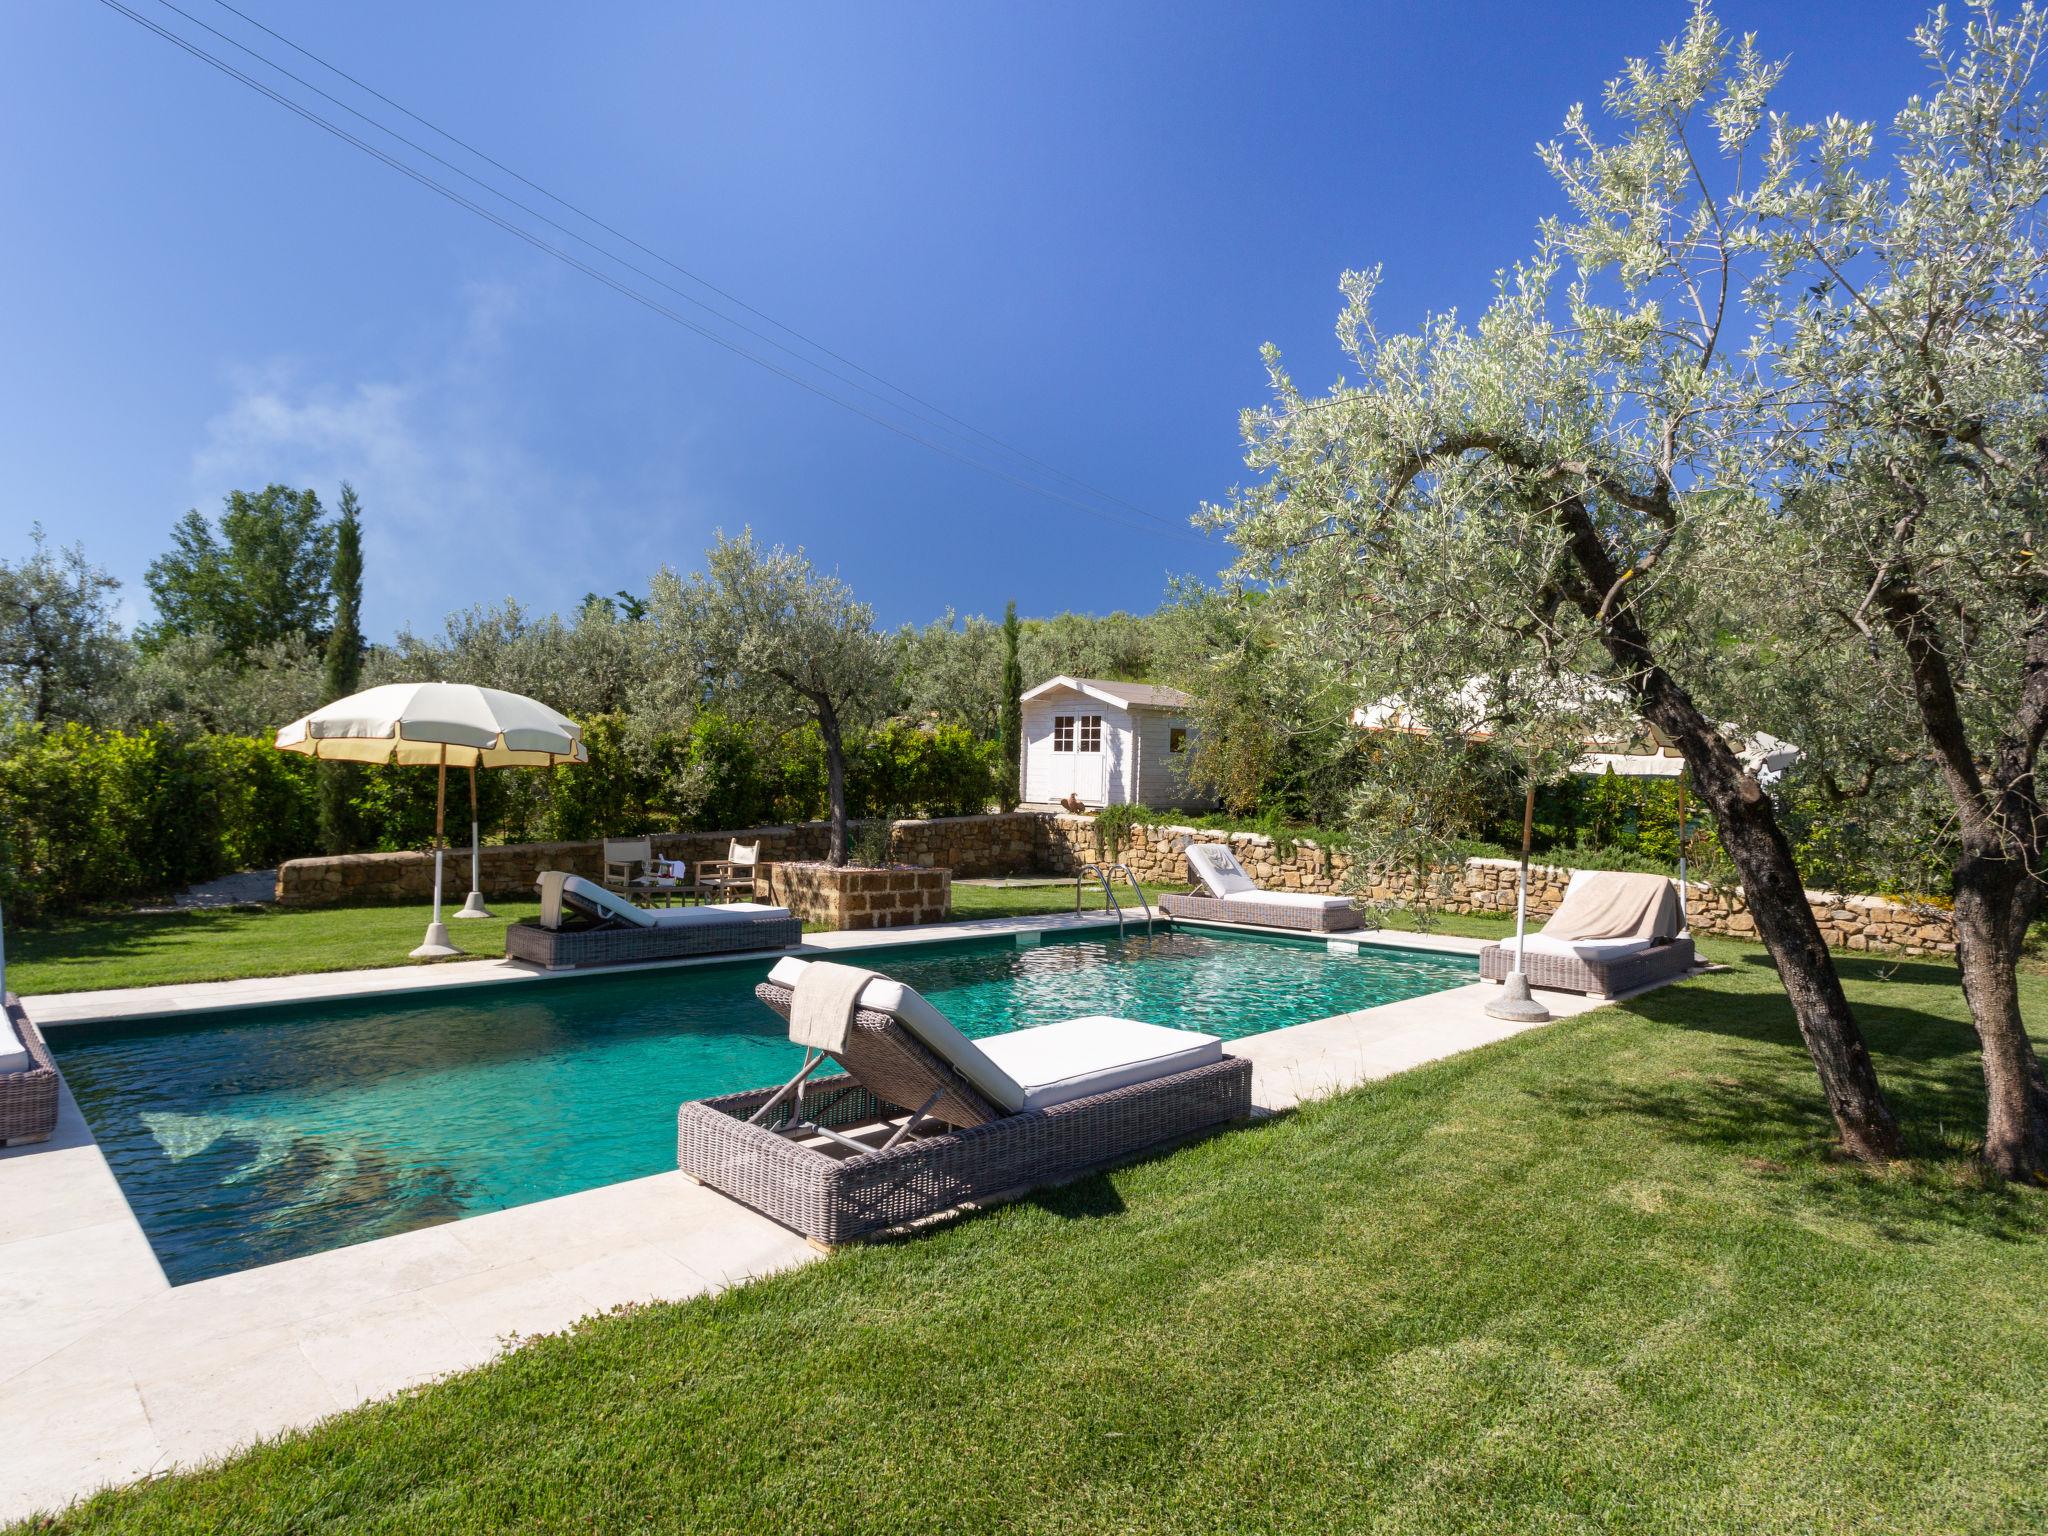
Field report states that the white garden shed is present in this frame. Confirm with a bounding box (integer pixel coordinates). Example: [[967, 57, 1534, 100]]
[[1019, 676, 1205, 809]]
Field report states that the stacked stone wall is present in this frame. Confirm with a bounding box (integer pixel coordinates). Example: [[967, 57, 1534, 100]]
[[276, 810, 1954, 956], [760, 863, 951, 931], [1039, 815, 1956, 958], [275, 813, 1047, 907]]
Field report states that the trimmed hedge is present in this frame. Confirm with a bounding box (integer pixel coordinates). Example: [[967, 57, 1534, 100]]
[[0, 716, 1002, 920], [0, 724, 319, 921]]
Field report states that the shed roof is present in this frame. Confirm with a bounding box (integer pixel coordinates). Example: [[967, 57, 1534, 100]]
[[1020, 675, 1194, 711]]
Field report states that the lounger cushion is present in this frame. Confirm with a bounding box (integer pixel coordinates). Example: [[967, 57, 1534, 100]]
[[1515, 933, 1656, 963], [647, 901, 792, 929], [1186, 843, 1256, 897], [0, 1008, 32, 1077], [1211, 891, 1357, 913], [977, 1017, 1225, 1111], [768, 957, 1029, 1112], [551, 872, 791, 931]]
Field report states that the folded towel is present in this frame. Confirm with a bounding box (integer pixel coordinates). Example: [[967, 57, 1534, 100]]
[[537, 871, 569, 931], [790, 961, 881, 1054]]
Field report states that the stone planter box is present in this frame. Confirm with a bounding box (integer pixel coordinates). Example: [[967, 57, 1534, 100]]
[[761, 862, 951, 931]]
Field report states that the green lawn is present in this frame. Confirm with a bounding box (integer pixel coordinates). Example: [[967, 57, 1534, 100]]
[[23, 945, 2047, 1534], [7, 881, 1173, 996], [5, 901, 549, 996]]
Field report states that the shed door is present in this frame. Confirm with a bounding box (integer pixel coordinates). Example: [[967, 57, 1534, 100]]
[[1048, 711, 1107, 803]]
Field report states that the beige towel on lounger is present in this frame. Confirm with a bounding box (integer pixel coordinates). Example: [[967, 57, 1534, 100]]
[[790, 961, 882, 1054], [538, 871, 568, 931], [1542, 872, 1681, 943]]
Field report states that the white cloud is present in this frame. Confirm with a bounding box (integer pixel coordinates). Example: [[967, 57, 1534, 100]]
[[191, 282, 699, 639]]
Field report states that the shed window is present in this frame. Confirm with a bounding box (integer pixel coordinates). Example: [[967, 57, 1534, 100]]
[[1169, 727, 1188, 754], [1078, 715, 1103, 752], [1052, 715, 1075, 752]]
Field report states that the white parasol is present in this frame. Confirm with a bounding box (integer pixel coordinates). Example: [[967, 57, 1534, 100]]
[[275, 682, 587, 957]]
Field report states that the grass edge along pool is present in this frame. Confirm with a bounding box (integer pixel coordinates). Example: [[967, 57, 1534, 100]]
[[51, 927, 1477, 1284]]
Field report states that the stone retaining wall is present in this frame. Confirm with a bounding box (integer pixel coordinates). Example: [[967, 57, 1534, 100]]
[[761, 863, 951, 931], [1040, 815, 1956, 958], [276, 809, 1954, 957], [274, 813, 1048, 908]]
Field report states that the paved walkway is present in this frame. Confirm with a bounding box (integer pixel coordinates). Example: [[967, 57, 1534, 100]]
[[129, 869, 278, 914], [2, 914, 1671, 1521]]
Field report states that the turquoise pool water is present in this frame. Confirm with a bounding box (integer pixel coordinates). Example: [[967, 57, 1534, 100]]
[[52, 927, 1475, 1284]]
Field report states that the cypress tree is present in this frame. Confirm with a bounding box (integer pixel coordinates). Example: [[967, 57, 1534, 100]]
[[317, 483, 365, 853], [999, 600, 1023, 811]]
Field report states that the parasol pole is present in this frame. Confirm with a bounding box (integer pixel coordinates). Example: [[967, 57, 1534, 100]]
[[411, 743, 461, 958], [1514, 781, 1534, 969], [455, 760, 494, 919], [1486, 775, 1552, 1023], [1676, 764, 1690, 931]]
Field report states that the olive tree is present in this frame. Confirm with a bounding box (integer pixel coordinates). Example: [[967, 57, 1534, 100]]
[[1207, 6, 1904, 1159], [894, 609, 1003, 737], [647, 531, 894, 865], [1742, 3, 2048, 1179], [0, 527, 125, 724]]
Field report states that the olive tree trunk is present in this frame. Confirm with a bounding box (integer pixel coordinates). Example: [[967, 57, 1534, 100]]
[[819, 699, 850, 867], [1875, 578, 2048, 1180], [1953, 858, 2048, 1181], [1555, 494, 1902, 1160], [1634, 669, 1903, 1160]]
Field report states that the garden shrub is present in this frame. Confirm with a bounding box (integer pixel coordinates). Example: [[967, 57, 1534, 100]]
[[685, 713, 785, 831], [849, 722, 998, 820], [0, 723, 325, 919], [197, 735, 319, 870], [528, 713, 664, 843]]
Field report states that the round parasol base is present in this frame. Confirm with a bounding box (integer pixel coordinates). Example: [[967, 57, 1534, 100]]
[[453, 891, 495, 920], [410, 922, 463, 959], [1484, 968, 1553, 1023]]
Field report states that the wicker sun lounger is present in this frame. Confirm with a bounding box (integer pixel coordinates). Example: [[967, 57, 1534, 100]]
[[1478, 870, 1697, 998], [1478, 935, 1695, 998], [677, 959, 1252, 1245], [506, 871, 802, 968], [1157, 843, 1366, 933], [506, 916, 804, 968], [1, 995, 59, 1147]]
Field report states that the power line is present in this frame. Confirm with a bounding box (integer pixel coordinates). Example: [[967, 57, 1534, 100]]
[[154, 0, 1183, 533], [94, 0, 1205, 545], [203, 0, 1184, 531]]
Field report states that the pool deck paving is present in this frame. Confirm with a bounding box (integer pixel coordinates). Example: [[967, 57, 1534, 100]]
[[2, 912, 1676, 1522]]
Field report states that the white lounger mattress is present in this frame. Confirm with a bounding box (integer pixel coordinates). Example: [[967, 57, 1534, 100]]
[[551, 873, 791, 929], [644, 901, 791, 928], [766, 956, 1222, 1113], [1209, 891, 1356, 913], [978, 1017, 1223, 1110], [1513, 933, 1660, 963], [0, 1008, 31, 1076]]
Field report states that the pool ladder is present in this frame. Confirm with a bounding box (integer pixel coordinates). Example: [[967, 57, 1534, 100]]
[[1074, 861, 1156, 935]]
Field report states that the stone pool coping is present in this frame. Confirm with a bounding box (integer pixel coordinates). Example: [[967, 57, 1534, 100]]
[[0, 912, 1657, 1521]]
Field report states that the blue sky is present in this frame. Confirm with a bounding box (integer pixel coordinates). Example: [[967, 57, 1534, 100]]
[[3, 0, 1931, 640]]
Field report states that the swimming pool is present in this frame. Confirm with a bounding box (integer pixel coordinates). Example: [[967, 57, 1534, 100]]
[[51, 926, 1475, 1283]]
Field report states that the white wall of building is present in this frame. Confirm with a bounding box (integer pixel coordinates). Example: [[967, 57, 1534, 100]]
[[1131, 709, 1203, 808], [1022, 685, 1202, 807], [1022, 686, 1129, 806]]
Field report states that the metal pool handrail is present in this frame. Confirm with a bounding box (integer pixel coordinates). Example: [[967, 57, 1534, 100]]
[[1074, 862, 1156, 935]]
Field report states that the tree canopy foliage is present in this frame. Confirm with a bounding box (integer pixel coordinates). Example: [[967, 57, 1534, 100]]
[[142, 484, 336, 659], [0, 527, 124, 725]]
